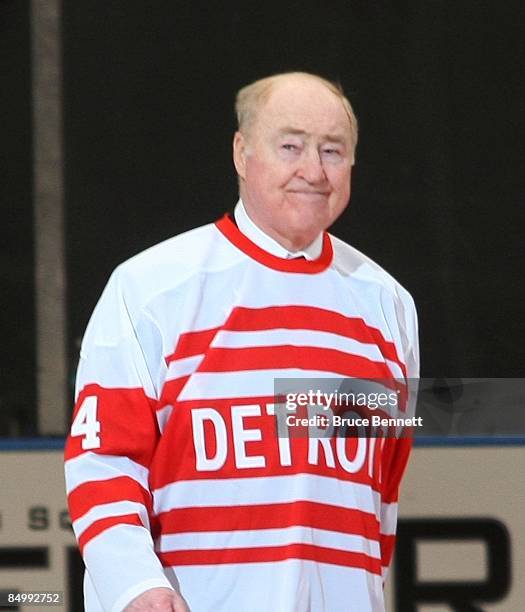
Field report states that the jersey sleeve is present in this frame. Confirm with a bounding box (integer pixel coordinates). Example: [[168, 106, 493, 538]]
[[64, 268, 173, 612], [379, 288, 419, 581]]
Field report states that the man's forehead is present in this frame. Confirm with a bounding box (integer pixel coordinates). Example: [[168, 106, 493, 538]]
[[255, 79, 352, 135], [256, 106, 352, 141], [276, 126, 349, 143]]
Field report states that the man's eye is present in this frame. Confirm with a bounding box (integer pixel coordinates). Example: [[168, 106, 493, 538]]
[[322, 148, 341, 156], [282, 143, 299, 151]]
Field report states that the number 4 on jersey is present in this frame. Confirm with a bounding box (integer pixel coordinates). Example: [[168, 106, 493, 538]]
[[71, 396, 101, 449]]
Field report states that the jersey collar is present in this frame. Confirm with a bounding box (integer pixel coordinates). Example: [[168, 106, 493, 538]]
[[215, 205, 333, 274], [233, 199, 324, 261]]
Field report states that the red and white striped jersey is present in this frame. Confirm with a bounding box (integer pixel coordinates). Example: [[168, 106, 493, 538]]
[[65, 213, 419, 612]]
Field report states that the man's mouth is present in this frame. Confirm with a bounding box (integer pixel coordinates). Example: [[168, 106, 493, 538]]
[[287, 190, 330, 197]]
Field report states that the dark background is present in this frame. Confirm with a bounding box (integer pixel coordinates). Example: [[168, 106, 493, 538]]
[[1, 1, 34, 430], [2, 1, 525, 432]]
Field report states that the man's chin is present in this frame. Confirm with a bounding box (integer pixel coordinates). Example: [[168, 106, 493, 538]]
[[289, 209, 330, 233], [281, 220, 327, 249]]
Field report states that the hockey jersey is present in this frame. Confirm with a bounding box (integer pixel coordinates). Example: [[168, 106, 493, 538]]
[[64, 212, 419, 612]]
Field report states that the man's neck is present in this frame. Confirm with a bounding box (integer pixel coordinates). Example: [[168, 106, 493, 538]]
[[234, 199, 323, 260]]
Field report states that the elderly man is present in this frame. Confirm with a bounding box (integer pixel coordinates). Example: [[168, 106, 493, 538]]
[[65, 72, 418, 612]]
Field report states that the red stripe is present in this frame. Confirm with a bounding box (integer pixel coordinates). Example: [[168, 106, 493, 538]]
[[65, 383, 159, 464], [78, 513, 144, 554], [381, 437, 412, 502], [158, 376, 190, 407], [158, 502, 379, 540], [163, 306, 406, 378], [216, 214, 333, 274], [159, 544, 381, 573], [68, 476, 152, 522], [380, 534, 396, 567], [198, 346, 393, 379], [223, 306, 406, 377], [165, 328, 220, 364]]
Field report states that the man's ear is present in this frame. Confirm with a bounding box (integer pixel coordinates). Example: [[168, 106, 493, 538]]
[[233, 131, 247, 180]]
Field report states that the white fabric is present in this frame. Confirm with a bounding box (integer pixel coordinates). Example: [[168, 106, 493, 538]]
[[66, 212, 418, 612], [152, 473, 380, 516]]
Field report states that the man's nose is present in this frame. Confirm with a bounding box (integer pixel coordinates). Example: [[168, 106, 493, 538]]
[[297, 149, 326, 183]]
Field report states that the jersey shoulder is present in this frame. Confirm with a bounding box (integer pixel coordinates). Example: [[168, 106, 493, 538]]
[[329, 233, 415, 305], [112, 220, 242, 311], [330, 234, 419, 377]]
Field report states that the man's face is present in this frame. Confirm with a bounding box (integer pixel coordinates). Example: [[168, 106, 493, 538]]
[[233, 76, 354, 251]]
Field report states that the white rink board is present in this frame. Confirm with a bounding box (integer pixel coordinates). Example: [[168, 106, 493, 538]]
[[384, 446, 524, 611], [0, 446, 523, 611]]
